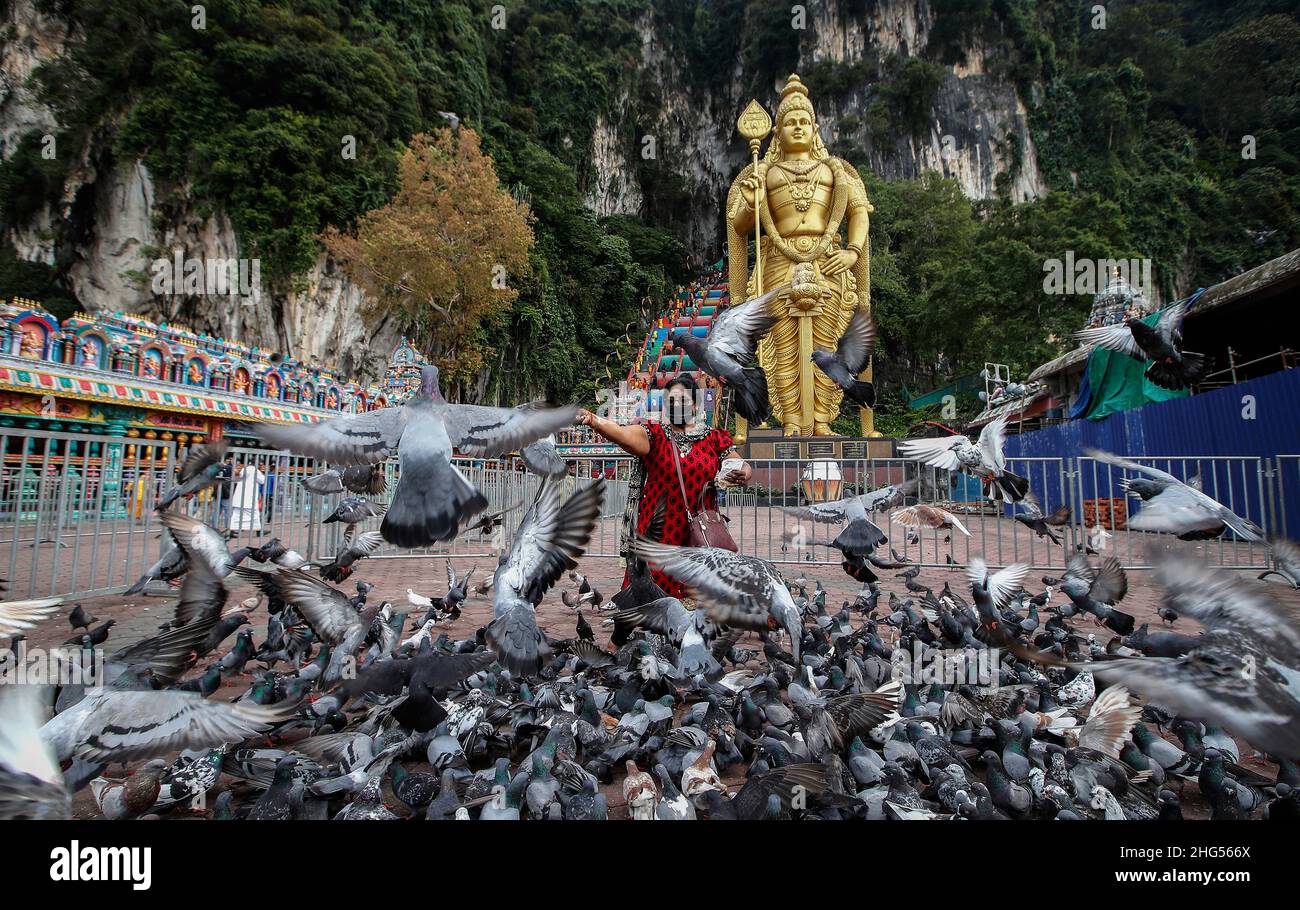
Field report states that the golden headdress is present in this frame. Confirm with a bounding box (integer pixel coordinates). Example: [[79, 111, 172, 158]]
[[765, 74, 828, 162]]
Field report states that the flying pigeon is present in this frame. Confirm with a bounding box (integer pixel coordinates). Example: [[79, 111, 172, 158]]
[[487, 479, 606, 675], [125, 529, 189, 594], [674, 284, 788, 425], [811, 307, 877, 408], [256, 365, 577, 548], [1012, 494, 1063, 544], [890, 504, 971, 537], [235, 566, 383, 686], [1088, 449, 1263, 542], [158, 511, 256, 577], [0, 684, 70, 819], [40, 688, 299, 764], [897, 415, 1030, 503], [629, 539, 804, 664], [1074, 299, 1205, 390], [301, 464, 387, 496], [313, 528, 384, 584], [1259, 539, 1300, 588], [0, 597, 62, 637], [156, 440, 229, 511], [322, 497, 386, 526]]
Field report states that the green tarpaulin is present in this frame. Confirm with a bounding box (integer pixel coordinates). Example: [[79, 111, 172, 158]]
[[1082, 311, 1189, 420]]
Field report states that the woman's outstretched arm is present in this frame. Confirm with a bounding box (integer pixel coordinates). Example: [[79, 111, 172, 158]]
[[575, 409, 651, 457]]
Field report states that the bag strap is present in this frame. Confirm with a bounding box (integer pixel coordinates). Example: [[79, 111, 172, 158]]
[[667, 434, 697, 521]]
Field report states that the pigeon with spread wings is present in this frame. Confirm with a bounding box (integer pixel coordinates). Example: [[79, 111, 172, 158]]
[[1088, 449, 1263, 542], [812, 307, 877, 408], [487, 479, 606, 676], [1074, 299, 1204, 390], [897, 415, 1029, 503], [257, 365, 577, 548], [629, 540, 803, 664], [40, 688, 299, 764], [674, 285, 788, 425], [156, 440, 229, 511], [890, 504, 971, 537]]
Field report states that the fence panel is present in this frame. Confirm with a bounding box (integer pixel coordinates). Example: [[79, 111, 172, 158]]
[[1, 428, 176, 598], [2, 421, 1290, 600]]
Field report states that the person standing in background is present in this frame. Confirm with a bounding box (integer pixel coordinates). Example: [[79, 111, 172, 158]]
[[228, 459, 265, 538]]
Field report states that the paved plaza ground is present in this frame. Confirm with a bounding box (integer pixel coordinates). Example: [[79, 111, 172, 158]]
[[12, 510, 1296, 819]]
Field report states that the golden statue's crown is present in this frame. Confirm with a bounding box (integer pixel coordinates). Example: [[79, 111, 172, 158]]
[[775, 74, 815, 123]]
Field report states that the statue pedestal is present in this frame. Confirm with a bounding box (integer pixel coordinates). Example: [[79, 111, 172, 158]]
[[739, 427, 896, 462]]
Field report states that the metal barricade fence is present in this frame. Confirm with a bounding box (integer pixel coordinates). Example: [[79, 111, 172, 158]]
[[1, 428, 176, 599], [0, 423, 1290, 599]]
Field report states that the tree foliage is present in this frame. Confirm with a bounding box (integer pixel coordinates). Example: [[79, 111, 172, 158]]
[[322, 128, 532, 395]]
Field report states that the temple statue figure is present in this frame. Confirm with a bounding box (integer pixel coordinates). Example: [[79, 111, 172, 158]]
[[726, 74, 875, 437]]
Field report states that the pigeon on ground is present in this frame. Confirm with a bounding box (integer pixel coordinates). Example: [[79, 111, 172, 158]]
[[156, 440, 229, 510], [487, 480, 605, 675], [673, 285, 788, 424], [811, 307, 877, 408], [1088, 450, 1263, 542], [257, 365, 576, 548], [898, 415, 1029, 503], [1074, 298, 1204, 389]]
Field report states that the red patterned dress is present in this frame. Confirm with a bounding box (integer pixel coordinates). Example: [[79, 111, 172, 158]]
[[625, 423, 735, 598]]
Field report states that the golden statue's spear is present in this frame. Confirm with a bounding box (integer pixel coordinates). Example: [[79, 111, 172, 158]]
[[737, 101, 772, 293]]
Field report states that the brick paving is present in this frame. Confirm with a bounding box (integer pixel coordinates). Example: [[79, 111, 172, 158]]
[[9, 518, 1297, 820]]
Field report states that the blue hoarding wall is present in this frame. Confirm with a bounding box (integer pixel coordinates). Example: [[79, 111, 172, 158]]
[[1000, 368, 1300, 536]]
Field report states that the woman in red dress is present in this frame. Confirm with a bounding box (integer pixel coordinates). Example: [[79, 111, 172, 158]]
[[576, 375, 752, 598]]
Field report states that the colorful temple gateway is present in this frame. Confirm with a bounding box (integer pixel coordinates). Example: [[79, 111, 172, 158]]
[[0, 297, 418, 446]]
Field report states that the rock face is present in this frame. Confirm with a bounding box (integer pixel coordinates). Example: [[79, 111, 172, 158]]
[[587, 0, 1048, 253], [1, 0, 1046, 384]]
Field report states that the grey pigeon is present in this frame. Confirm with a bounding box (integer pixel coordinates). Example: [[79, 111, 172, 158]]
[[487, 479, 605, 675], [302, 464, 386, 496], [674, 284, 787, 424], [631, 540, 804, 664], [1088, 449, 1263, 542], [156, 440, 229, 510], [898, 414, 1029, 503], [257, 365, 577, 548], [811, 307, 877, 408]]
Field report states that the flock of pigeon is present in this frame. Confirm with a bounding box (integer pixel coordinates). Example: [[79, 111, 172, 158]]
[[1, 362, 1299, 821]]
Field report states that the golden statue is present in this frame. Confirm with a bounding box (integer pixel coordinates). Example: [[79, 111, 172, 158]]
[[727, 74, 875, 437]]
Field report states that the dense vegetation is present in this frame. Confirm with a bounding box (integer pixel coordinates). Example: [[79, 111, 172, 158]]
[[0, 0, 1296, 413]]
